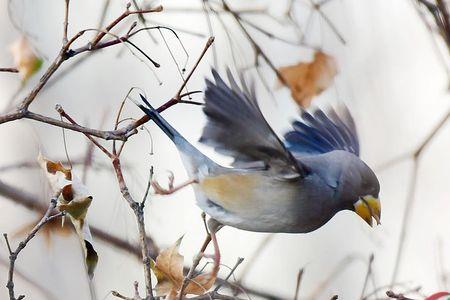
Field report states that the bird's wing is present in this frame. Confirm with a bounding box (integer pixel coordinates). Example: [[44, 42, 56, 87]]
[[284, 106, 360, 157], [200, 69, 305, 178]]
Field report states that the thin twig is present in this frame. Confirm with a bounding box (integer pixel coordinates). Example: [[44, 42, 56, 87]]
[[56, 105, 114, 159], [163, 6, 267, 14], [308, 255, 361, 299], [112, 158, 154, 300], [131, 0, 158, 44], [63, 0, 70, 44], [53, 104, 155, 299], [3, 194, 63, 300], [386, 290, 416, 300], [220, 0, 288, 85], [179, 225, 213, 299], [141, 166, 153, 207], [202, 0, 218, 68], [310, 0, 346, 44], [360, 254, 374, 299], [0, 178, 160, 259], [0, 3, 165, 128], [214, 257, 244, 292], [175, 37, 215, 99], [112, 281, 145, 300], [0, 68, 19, 73], [90, 4, 163, 47], [237, 234, 273, 283], [189, 291, 246, 300], [293, 268, 304, 300], [391, 110, 449, 284]]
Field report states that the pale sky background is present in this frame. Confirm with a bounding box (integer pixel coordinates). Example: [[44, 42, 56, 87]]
[[0, 1, 449, 299]]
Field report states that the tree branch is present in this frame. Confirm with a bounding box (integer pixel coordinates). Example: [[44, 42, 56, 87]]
[[3, 194, 63, 300], [0, 68, 19, 73]]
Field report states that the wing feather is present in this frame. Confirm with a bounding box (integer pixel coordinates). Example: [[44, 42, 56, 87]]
[[285, 105, 360, 157], [200, 69, 305, 177]]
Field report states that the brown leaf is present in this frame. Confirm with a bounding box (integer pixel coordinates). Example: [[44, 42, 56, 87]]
[[38, 154, 98, 277], [84, 239, 98, 278], [9, 36, 43, 82], [46, 160, 72, 180], [61, 184, 74, 201], [38, 154, 93, 222], [185, 272, 217, 295], [151, 237, 184, 297], [278, 51, 338, 108], [151, 237, 217, 297]]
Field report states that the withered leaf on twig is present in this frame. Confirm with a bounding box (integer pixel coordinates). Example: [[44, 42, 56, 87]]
[[151, 237, 218, 299], [38, 154, 98, 278], [9, 36, 43, 82], [278, 51, 338, 108]]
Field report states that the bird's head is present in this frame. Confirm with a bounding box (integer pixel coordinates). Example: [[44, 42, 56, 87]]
[[338, 154, 381, 227]]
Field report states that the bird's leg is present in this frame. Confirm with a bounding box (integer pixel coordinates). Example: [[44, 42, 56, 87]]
[[205, 218, 223, 272], [178, 216, 223, 299], [151, 171, 198, 195]]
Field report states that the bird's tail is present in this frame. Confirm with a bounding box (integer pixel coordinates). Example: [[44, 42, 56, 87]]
[[136, 95, 210, 173], [137, 94, 180, 141]]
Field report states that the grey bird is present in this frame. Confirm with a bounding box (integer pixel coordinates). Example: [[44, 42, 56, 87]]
[[136, 69, 381, 234]]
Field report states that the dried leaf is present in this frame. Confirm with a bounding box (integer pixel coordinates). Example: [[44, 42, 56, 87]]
[[185, 272, 217, 295], [150, 237, 217, 298], [38, 154, 92, 221], [9, 36, 43, 82], [151, 237, 184, 297], [278, 51, 338, 108], [38, 154, 98, 278], [78, 220, 98, 278]]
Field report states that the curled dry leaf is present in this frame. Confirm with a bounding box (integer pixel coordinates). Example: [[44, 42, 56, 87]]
[[278, 51, 338, 108], [9, 36, 43, 81], [151, 237, 218, 299], [38, 154, 98, 278]]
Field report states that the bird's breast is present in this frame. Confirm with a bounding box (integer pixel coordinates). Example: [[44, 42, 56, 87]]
[[194, 169, 340, 233], [197, 172, 303, 232], [199, 173, 261, 212]]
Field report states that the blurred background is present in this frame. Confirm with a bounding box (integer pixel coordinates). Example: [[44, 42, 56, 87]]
[[0, 0, 449, 299]]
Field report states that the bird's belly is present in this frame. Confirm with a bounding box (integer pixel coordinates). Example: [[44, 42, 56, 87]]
[[196, 173, 301, 232]]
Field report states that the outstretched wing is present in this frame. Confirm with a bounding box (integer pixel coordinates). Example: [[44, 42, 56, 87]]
[[284, 106, 360, 157], [200, 69, 305, 177]]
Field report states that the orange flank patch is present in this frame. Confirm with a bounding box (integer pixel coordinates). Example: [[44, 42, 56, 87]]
[[199, 173, 260, 212]]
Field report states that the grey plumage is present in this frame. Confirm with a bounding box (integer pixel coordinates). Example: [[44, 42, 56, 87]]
[[201, 69, 304, 177], [136, 69, 381, 233]]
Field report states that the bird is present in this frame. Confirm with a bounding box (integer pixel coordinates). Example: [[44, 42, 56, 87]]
[[135, 69, 381, 234]]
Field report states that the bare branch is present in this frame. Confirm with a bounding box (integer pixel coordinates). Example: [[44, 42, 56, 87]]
[[214, 257, 244, 292], [386, 290, 416, 300], [360, 254, 374, 299], [0, 178, 159, 259], [56, 104, 114, 159], [219, 0, 288, 85], [63, 0, 70, 44], [90, 4, 163, 47], [0, 68, 19, 73], [3, 194, 63, 300], [112, 281, 145, 300], [293, 268, 304, 300], [175, 37, 215, 99], [391, 110, 450, 284]]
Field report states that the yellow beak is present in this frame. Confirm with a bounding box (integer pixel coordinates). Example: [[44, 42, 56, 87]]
[[354, 196, 381, 226]]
